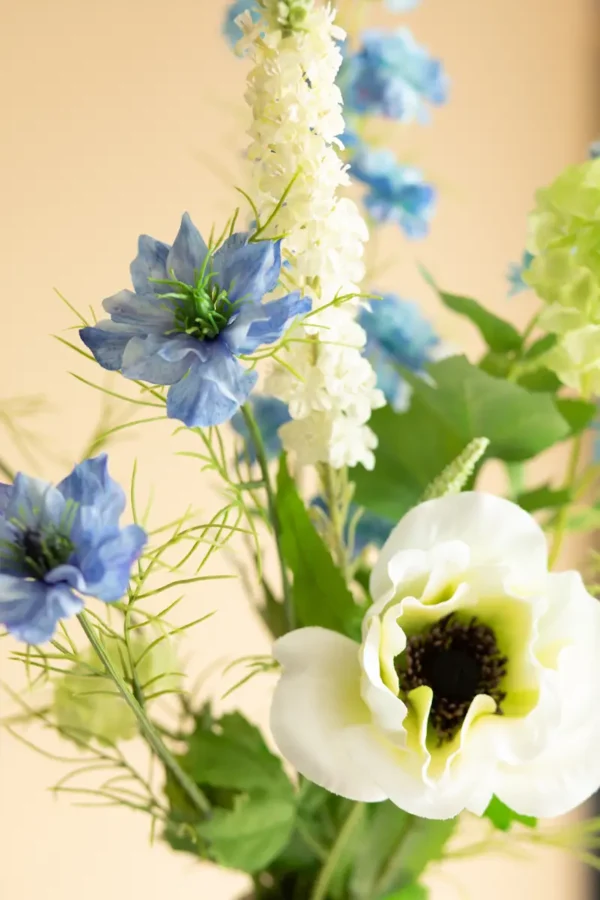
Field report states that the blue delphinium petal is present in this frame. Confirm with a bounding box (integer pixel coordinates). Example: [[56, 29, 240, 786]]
[[341, 29, 448, 123], [77, 524, 148, 602], [225, 292, 310, 355], [223, 0, 260, 48], [359, 293, 440, 411], [0, 458, 146, 644], [352, 148, 436, 238], [231, 396, 291, 462], [0, 484, 12, 516], [507, 251, 534, 297], [212, 234, 282, 304], [386, 0, 420, 10], [58, 456, 125, 531], [82, 215, 310, 428], [166, 212, 209, 286], [166, 342, 259, 428], [130, 236, 170, 295]]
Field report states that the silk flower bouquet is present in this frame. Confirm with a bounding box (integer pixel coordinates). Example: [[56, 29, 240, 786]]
[[3, 1, 600, 897]]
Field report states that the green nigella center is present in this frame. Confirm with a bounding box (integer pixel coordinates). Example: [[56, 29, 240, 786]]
[[396, 614, 508, 744], [168, 276, 233, 341], [19, 527, 75, 579]]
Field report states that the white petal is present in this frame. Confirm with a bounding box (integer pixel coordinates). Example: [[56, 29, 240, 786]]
[[271, 628, 386, 802], [371, 493, 548, 599]]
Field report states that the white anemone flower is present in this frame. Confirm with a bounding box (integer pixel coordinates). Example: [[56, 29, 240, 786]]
[[270, 492, 600, 819]]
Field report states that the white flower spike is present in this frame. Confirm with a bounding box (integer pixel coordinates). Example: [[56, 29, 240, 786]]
[[270, 492, 600, 819]]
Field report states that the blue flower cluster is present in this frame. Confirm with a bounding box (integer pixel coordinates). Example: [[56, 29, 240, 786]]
[[340, 29, 448, 123], [351, 148, 436, 238], [223, 0, 260, 47], [0, 456, 146, 644], [81, 214, 310, 429], [359, 292, 440, 411]]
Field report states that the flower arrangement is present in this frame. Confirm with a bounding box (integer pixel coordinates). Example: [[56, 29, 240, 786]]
[[3, 1, 600, 898]]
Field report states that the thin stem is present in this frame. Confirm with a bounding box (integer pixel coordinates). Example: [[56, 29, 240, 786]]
[[548, 430, 585, 569], [241, 404, 295, 631], [310, 803, 365, 900], [373, 815, 416, 897], [77, 612, 210, 818], [319, 464, 349, 578]]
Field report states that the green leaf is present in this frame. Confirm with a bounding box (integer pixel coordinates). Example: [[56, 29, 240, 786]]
[[517, 367, 562, 392], [421, 269, 522, 353], [382, 886, 428, 900], [350, 802, 411, 899], [197, 792, 296, 872], [484, 796, 537, 831], [522, 333, 558, 360], [257, 575, 287, 638], [184, 712, 293, 797], [354, 356, 571, 521], [276, 455, 359, 636], [516, 485, 571, 513], [554, 397, 597, 434]]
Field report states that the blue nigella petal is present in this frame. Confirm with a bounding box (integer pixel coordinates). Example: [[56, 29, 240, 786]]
[[352, 148, 436, 238], [340, 28, 449, 123], [231, 396, 291, 462], [0, 456, 146, 644], [223, 0, 260, 48], [359, 293, 440, 411], [507, 251, 534, 297], [81, 214, 310, 428], [0, 484, 11, 516]]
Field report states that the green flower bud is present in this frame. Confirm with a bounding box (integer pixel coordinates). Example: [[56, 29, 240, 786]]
[[54, 632, 180, 746]]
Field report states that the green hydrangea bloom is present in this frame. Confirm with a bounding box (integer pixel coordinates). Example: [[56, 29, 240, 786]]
[[524, 158, 600, 395], [54, 633, 180, 746]]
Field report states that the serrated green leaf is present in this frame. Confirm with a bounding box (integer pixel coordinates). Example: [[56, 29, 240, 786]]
[[421, 269, 522, 353], [354, 356, 571, 521], [484, 796, 537, 831], [184, 712, 293, 798], [276, 455, 359, 636], [516, 485, 571, 513], [197, 792, 296, 872]]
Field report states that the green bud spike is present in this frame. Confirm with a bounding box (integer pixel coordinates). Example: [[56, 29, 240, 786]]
[[422, 437, 490, 502]]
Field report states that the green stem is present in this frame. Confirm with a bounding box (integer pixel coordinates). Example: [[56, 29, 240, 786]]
[[310, 803, 365, 900], [319, 464, 349, 577], [373, 815, 416, 897], [548, 430, 585, 569], [77, 612, 210, 818], [241, 404, 295, 631]]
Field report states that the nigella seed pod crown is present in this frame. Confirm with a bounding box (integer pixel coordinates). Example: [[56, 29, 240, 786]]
[[270, 492, 600, 819]]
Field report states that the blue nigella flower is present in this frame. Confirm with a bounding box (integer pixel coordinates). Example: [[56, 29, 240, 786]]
[[340, 28, 448, 123], [81, 214, 310, 429], [231, 395, 290, 463], [351, 148, 436, 238], [359, 293, 440, 411], [507, 251, 534, 297], [589, 140, 600, 160], [223, 0, 260, 48], [0, 456, 146, 644]]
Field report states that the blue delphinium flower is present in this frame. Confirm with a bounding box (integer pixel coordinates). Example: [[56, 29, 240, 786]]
[[231, 395, 290, 463], [223, 0, 260, 48], [81, 214, 310, 429], [340, 28, 448, 123], [507, 250, 534, 297], [386, 0, 421, 10], [359, 293, 440, 411], [351, 148, 436, 238], [0, 456, 146, 644]]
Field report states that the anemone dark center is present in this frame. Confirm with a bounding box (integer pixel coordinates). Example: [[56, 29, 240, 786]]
[[396, 614, 508, 744], [19, 527, 74, 579]]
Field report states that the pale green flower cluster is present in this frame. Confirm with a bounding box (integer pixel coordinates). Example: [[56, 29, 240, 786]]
[[54, 633, 180, 746], [525, 158, 600, 396]]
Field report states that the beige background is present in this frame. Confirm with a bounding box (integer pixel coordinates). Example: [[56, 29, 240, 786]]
[[0, 0, 598, 897]]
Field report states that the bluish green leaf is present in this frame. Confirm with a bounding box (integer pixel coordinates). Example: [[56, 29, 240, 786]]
[[354, 356, 571, 521], [276, 455, 359, 636], [484, 796, 536, 831], [421, 268, 522, 353]]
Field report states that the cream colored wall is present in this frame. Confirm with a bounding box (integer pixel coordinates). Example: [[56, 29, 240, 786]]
[[0, 0, 596, 897]]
